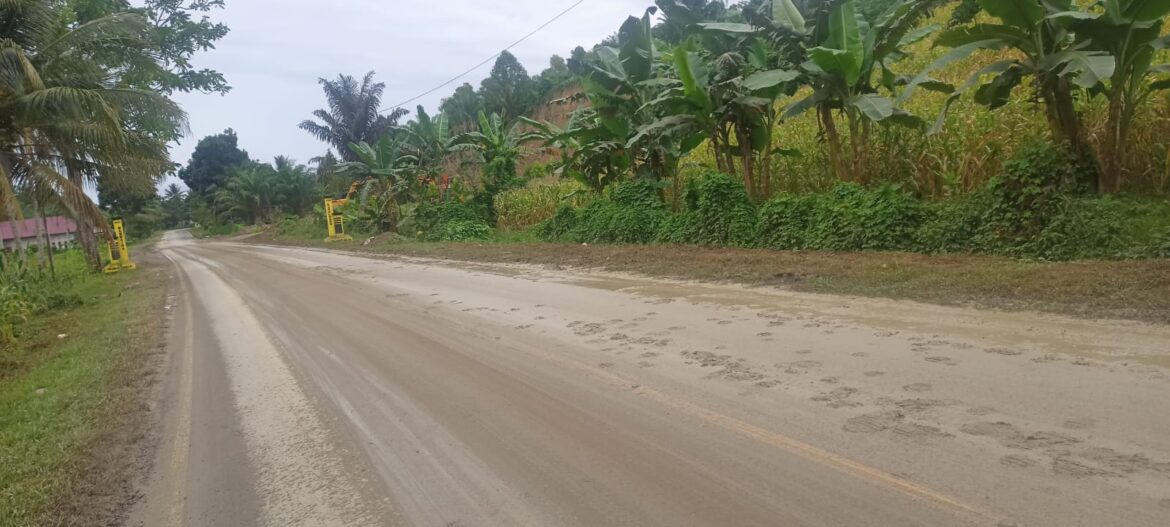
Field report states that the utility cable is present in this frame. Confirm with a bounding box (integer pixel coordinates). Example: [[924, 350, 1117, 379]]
[[381, 0, 588, 112]]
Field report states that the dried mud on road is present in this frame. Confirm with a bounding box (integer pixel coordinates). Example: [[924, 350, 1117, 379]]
[[137, 233, 1170, 526], [243, 233, 1170, 324]]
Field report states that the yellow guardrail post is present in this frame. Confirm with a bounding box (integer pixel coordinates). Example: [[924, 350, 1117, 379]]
[[103, 218, 136, 274], [324, 198, 352, 242]]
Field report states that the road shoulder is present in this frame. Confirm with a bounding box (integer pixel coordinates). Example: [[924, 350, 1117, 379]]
[[243, 233, 1170, 324], [0, 251, 171, 527]]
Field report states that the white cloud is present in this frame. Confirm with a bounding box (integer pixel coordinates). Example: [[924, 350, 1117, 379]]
[[164, 0, 656, 191]]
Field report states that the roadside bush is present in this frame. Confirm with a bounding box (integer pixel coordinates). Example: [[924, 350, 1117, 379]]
[[1017, 197, 1124, 260], [568, 200, 667, 244], [538, 204, 579, 240], [274, 215, 324, 239], [1153, 226, 1170, 258], [976, 143, 1088, 251], [914, 193, 988, 254], [435, 219, 492, 241], [531, 158, 1164, 261], [817, 183, 925, 251], [654, 211, 700, 244], [544, 179, 667, 244], [756, 193, 822, 250], [691, 172, 756, 246], [755, 183, 924, 252], [416, 200, 483, 241]]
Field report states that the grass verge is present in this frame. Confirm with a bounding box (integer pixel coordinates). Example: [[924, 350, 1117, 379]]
[[248, 229, 1170, 324], [0, 260, 167, 527]]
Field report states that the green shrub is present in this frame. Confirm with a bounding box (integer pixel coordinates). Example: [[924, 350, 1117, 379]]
[[655, 211, 700, 244], [1017, 197, 1125, 260], [914, 193, 988, 254], [538, 204, 579, 240], [416, 200, 483, 241], [756, 193, 823, 250], [435, 219, 492, 241], [977, 143, 1086, 250], [1153, 226, 1170, 258], [755, 183, 923, 251], [558, 180, 668, 244], [569, 200, 667, 244], [691, 172, 757, 246], [274, 215, 325, 239]]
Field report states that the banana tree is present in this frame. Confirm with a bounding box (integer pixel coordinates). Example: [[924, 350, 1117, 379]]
[[904, 0, 1116, 185], [399, 105, 455, 187], [1069, 0, 1170, 191], [451, 111, 524, 187], [520, 108, 632, 193], [643, 0, 803, 200], [451, 110, 527, 221], [784, 0, 942, 183], [336, 135, 415, 231], [581, 7, 686, 188]]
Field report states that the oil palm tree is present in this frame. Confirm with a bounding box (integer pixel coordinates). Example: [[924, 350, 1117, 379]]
[[273, 156, 319, 216], [299, 71, 409, 162], [215, 166, 277, 225]]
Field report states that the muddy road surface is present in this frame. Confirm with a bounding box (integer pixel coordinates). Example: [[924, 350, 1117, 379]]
[[131, 230, 1170, 526]]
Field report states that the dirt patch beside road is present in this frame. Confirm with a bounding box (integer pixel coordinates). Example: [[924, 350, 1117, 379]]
[[245, 232, 1170, 324]]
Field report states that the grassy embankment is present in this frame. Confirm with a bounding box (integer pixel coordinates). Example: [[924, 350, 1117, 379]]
[[0, 251, 167, 527]]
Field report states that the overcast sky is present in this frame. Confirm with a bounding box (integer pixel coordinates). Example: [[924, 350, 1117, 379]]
[[163, 0, 658, 191]]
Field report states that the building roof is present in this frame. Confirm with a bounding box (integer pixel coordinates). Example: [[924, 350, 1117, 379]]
[[0, 217, 79, 241]]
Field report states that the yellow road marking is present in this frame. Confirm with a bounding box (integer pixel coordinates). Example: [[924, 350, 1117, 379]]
[[545, 349, 999, 524]]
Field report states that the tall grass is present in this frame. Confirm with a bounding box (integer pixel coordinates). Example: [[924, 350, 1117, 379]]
[[494, 178, 594, 231], [0, 250, 89, 344], [516, 5, 1170, 198]]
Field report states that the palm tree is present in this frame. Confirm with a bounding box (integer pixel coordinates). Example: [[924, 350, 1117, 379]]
[[215, 167, 277, 225], [272, 156, 319, 216], [161, 183, 188, 228], [298, 71, 409, 162], [1, 1, 185, 268]]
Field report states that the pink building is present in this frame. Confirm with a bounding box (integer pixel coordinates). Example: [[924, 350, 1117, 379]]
[[0, 217, 79, 251]]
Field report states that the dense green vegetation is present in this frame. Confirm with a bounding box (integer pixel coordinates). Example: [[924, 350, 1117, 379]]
[[239, 0, 1170, 262], [1, 251, 165, 526], [2, 0, 226, 340], [540, 156, 1170, 260], [2, 0, 229, 269]]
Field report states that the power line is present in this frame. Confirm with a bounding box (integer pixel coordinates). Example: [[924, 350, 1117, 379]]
[[381, 0, 588, 113]]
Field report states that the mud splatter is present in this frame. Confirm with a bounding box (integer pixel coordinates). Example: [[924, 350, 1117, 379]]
[[1063, 418, 1096, 430], [1001, 455, 1036, 469], [843, 411, 904, 433], [812, 387, 862, 408], [925, 356, 958, 366]]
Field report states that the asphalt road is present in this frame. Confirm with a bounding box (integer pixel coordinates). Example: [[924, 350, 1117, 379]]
[[131, 230, 1170, 526]]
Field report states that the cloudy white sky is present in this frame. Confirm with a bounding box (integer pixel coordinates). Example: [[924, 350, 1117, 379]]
[[163, 0, 658, 190]]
